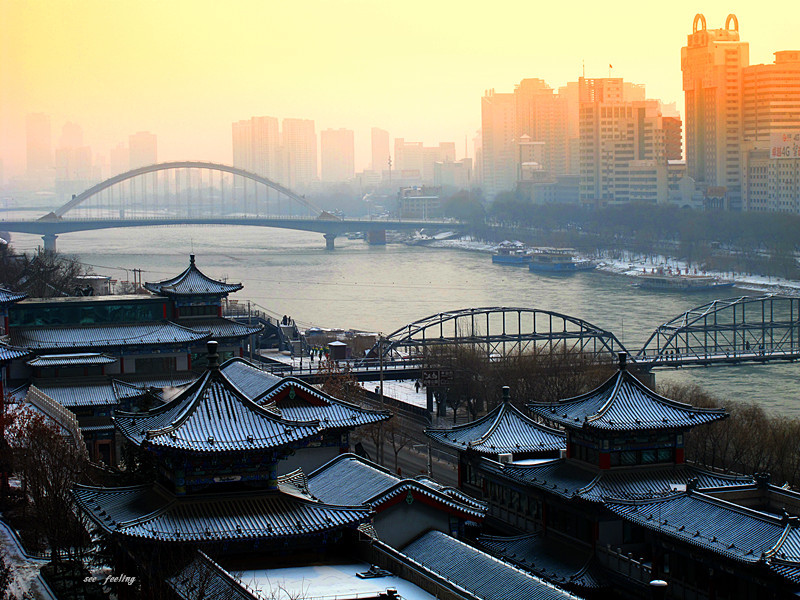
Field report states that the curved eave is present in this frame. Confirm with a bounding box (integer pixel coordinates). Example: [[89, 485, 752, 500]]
[[426, 402, 565, 455], [530, 370, 727, 431], [371, 483, 487, 520], [73, 484, 371, 544], [605, 494, 786, 564], [114, 371, 321, 451]]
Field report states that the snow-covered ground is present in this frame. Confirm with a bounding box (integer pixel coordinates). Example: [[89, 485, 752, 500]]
[[0, 518, 55, 600], [235, 562, 439, 600], [423, 236, 800, 295]]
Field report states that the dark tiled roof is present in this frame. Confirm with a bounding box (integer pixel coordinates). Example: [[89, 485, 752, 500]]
[[580, 465, 755, 502], [11, 321, 210, 351], [0, 342, 30, 362], [486, 458, 753, 503], [220, 358, 283, 398], [488, 459, 596, 499], [307, 454, 486, 519], [144, 255, 243, 297], [222, 359, 390, 430], [426, 401, 565, 456], [114, 369, 320, 453], [606, 492, 788, 563], [28, 378, 159, 409], [168, 552, 255, 600], [26, 353, 117, 367], [256, 379, 391, 430], [479, 533, 606, 590], [529, 369, 727, 432], [73, 484, 371, 543], [401, 530, 581, 600], [180, 317, 262, 340], [31, 381, 118, 408], [0, 287, 26, 305]]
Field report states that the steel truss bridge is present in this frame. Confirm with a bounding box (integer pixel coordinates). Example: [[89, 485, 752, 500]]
[[636, 295, 800, 368], [1, 161, 465, 251], [370, 307, 627, 362], [357, 298, 800, 372]]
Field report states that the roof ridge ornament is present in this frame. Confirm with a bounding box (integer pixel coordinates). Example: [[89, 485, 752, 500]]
[[206, 340, 220, 372]]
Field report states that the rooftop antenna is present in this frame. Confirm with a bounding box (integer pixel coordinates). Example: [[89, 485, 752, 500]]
[[582, 59, 585, 78]]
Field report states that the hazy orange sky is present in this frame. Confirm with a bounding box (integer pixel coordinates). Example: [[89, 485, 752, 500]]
[[1, 0, 798, 178]]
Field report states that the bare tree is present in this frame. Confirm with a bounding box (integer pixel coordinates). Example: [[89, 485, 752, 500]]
[[9, 411, 89, 563], [0, 245, 87, 298]]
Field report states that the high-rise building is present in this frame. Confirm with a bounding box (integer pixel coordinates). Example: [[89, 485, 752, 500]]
[[282, 118, 317, 189], [681, 14, 748, 209], [742, 51, 800, 141], [232, 116, 282, 187], [580, 93, 670, 205], [320, 128, 355, 182], [129, 131, 157, 169], [371, 128, 390, 173], [109, 143, 129, 178], [394, 139, 424, 178], [480, 90, 517, 197], [26, 113, 52, 181], [740, 51, 800, 212], [515, 79, 569, 177], [232, 119, 253, 173]]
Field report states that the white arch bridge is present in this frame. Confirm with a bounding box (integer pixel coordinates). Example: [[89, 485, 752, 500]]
[[2, 161, 464, 251]]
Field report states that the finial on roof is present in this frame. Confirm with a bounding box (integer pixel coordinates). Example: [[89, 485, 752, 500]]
[[190, 254, 196, 265], [618, 352, 627, 371], [207, 340, 219, 371], [502, 386, 510, 403]]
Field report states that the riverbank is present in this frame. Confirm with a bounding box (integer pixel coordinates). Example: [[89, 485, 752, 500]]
[[419, 236, 800, 296]]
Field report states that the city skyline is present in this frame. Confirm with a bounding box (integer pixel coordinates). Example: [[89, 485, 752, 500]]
[[2, 1, 798, 179]]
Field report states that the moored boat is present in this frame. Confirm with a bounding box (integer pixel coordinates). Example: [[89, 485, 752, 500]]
[[633, 268, 734, 292], [528, 248, 596, 274], [492, 243, 532, 265]]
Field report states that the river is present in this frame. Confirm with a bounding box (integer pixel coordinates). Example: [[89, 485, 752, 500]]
[[6, 222, 800, 417]]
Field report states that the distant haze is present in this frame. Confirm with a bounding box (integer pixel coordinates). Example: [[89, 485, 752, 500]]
[[1, 0, 797, 177]]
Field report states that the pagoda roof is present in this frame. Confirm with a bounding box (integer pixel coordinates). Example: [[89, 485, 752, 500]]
[[478, 532, 607, 590], [219, 357, 283, 398], [528, 366, 727, 433], [26, 353, 117, 368], [180, 317, 262, 340], [0, 341, 31, 362], [23, 378, 157, 409], [11, 321, 210, 351], [605, 491, 799, 565], [72, 483, 371, 544], [114, 363, 320, 454], [425, 400, 565, 456], [401, 530, 581, 600], [222, 358, 390, 430], [0, 287, 26, 305], [484, 458, 754, 502], [144, 255, 242, 297], [305, 454, 485, 519]]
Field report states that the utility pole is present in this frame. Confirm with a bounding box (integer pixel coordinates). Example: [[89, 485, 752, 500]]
[[379, 333, 385, 466]]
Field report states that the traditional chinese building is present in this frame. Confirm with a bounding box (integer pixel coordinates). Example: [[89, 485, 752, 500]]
[[426, 354, 800, 597], [73, 342, 372, 592], [221, 357, 391, 472], [426, 386, 566, 491], [305, 453, 486, 547]]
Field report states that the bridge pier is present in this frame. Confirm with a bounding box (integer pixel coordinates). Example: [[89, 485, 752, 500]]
[[367, 229, 387, 245], [42, 234, 58, 253], [324, 233, 336, 250]]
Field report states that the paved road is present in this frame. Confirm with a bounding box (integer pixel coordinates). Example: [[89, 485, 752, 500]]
[[354, 438, 458, 487]]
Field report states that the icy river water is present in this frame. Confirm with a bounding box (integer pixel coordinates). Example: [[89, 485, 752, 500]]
[[7, 222, 800, 417]]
